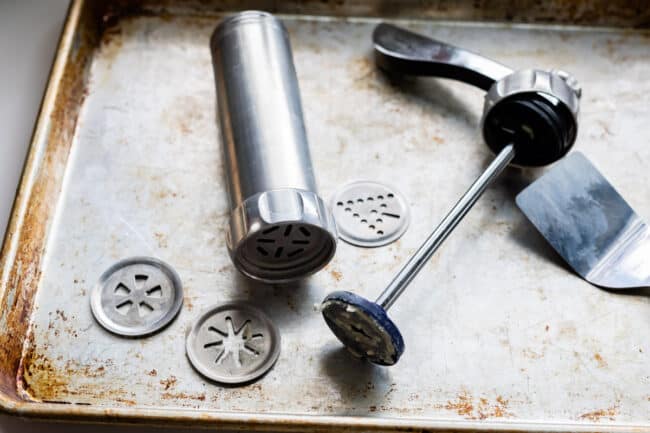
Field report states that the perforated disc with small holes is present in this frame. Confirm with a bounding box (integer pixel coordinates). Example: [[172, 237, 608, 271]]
[[332, 181, 410, 247], [90, 257, 183, 337], [186, 302, 280, 385]]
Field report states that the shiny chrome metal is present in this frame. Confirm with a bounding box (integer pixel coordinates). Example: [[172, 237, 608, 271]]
[[376, 144, 515, 309], [483, 70, 580, 125], [482, 68, 581, 158], [373, 23, 582, 167], [517, 152, 650, 290], [186, 302, 280, 385], [211, 11, 336, 283], [90, 257, 184, 337], [373, 23, 512, 90], [331, 181, 410, 248]]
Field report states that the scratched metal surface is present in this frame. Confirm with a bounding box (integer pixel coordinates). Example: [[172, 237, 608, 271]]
[[5, 4, 650, 432]]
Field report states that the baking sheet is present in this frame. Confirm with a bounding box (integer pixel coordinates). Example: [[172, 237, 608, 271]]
[[1, 0, 649, 431]]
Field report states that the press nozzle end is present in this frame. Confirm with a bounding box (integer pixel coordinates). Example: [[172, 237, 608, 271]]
[[228, 189, 337, 283]]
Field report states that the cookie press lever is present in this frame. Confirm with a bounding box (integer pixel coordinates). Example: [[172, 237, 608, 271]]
[[373, 23, 581, 167], [320, 23, 582, 366]]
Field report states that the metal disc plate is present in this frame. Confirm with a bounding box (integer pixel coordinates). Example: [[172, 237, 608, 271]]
[[331, 181, 410, 247], [91, 257, 184, 337], [186, 302, 281, 385]]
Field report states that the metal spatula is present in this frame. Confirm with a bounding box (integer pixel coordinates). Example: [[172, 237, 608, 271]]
[[516, 152, 650, 289]]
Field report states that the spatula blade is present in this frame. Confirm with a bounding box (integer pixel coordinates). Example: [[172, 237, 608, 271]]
[[516, 152, 649, 289]]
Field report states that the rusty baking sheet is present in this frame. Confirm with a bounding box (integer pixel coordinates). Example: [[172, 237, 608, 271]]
[[1, 0, 649, 431]]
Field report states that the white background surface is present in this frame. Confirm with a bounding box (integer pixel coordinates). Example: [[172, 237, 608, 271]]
[[0, 1, 199, 431]]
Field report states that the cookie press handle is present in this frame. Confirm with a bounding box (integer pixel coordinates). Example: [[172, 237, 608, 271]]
[[372, 23, 513, 91], [372, 22, 581, 167]]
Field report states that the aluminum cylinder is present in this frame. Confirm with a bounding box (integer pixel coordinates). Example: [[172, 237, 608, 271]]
[[210, 11, 337, 283]]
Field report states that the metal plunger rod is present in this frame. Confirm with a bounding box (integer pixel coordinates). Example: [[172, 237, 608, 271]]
[[376, 144, 516, 310]]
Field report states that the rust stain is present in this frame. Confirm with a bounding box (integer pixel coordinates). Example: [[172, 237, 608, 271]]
[[522, 348, 545, 360], [160, 375, 177, 391], [100, 0, 650, 29], [55, 310, 68, 321], [330, 269, 343, 282], [16, 339, 123, 404], [160, 94, 204, 138], [278, 288, 297, 312], [350, 57, 375, 82], [17, 340, 69, 400], [579, 403, 619, 421], [444, 391, 474, 417], [440, 392, 512, 419], [47, 310, 79, 339], [0, 0, 94, 399], [99, 27, 123, 68], [476, 395, 512, 419], [178, 120, 192, 135], [384, 382, 397, 400], [147, 368, 157, 376], [161, 391, 206, 401], [154, 232, 168, 248], [558, 323, 577, 338], [593, 352, 608, 368], [154, 188, 178, 201], [65, 361, 108, 378], [183, 295, 194, 311]]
